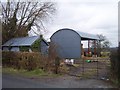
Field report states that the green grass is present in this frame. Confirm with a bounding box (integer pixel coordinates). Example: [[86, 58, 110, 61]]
[[2, 67, 62, 78]]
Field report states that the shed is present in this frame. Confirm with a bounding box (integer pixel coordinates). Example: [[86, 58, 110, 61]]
[[50, 28, 99, 59], [2, 36, 49, 55]]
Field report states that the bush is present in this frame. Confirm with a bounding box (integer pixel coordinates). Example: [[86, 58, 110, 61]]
[[110, 47, 120, 86], [101, 52, 110, 57], [2, 51, 54, 72]]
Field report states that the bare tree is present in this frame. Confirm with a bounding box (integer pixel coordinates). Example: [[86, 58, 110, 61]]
[[91, 34, 111, 56], [97, 34, 111, 51], [2, 0, 56, 43]]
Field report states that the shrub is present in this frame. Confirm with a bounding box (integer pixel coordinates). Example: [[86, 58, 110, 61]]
[[48, 42, 61, 74], [2, 51, 54, 72], [2, 42, 62, 74], [101, 52, 110, 57], [110, 47, 120, 86]]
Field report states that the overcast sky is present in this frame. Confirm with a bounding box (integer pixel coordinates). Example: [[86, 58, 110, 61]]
[[33, 0, 118, 47], [2, 0, 118, 47]]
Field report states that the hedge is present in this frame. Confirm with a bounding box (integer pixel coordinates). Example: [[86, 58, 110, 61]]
[[2, 51, 54, 71], [110, 47, 120, 86]]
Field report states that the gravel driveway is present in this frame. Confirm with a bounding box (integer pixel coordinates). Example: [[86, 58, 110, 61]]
[[2, 73, 117, 88]]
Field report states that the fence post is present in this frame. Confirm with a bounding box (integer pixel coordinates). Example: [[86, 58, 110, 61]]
[[82, 58, 84, 77], [97, 57, 99, 79]]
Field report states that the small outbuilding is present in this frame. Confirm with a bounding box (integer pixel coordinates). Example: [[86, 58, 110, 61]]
[[2, 36, 49, 55], [50, 28, 99, 59]]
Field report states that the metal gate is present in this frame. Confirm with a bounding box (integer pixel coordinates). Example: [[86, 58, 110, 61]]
[[68, 57, 110, 80]]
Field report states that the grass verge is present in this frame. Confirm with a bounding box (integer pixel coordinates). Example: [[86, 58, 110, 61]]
[[2, 67, 62, 78]]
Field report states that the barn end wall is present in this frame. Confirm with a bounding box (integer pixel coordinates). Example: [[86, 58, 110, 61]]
[[41, 40, 49, 55], [50, 29, 81, 59]]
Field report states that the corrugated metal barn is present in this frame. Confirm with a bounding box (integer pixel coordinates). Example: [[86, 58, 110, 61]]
[[2, 36, 49, 55], [50, 28, 99, 59]]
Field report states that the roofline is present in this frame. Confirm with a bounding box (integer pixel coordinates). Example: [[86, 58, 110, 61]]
[[2, 45, 31, 47], [50, 28, 81, 40], [50, 28, 99, 40], [42, 38, 49, 46], [2, 36, 49, 47], [30, 36, 40, 46]]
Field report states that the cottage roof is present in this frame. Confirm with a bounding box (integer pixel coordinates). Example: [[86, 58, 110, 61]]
[[2, 36, 49, 47]]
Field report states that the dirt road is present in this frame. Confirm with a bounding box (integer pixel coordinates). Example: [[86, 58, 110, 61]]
[[2, 73, 117, 88]]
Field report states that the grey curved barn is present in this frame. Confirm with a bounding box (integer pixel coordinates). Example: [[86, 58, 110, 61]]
[[50, 28, 99, 59]]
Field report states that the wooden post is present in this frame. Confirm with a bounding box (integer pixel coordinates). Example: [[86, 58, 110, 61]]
[[40, 35, 43, 52], [94, 40, 96, 57], [88, 40, 90, 55], [88, 40, 91, 56], [97, 57, 99, 79], [82, 58, 84, 76], [81, 44, 84, 57]]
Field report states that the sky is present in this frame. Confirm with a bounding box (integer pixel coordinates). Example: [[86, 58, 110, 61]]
[[2, 0, 119, 47], [29, 0, 118, 48]]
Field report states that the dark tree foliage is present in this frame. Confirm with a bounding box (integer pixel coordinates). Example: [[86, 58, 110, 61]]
[[2, 0, 56, 44], [118, 42, 120, 85], [110, 42, 120, 86]]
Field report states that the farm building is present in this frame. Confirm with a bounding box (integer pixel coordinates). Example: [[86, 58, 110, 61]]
[[50, 28, 99, 59], [2, 35, 49, 55]]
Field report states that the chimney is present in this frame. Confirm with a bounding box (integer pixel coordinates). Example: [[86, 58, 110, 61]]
[[40, 34, 43, 39]]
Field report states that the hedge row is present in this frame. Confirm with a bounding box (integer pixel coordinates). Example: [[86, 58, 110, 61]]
[[110, 47, 120, 86], [2, 51, 55, 71]]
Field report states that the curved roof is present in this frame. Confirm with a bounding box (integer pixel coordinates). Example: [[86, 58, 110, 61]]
[[51, 28, 99, 40]]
